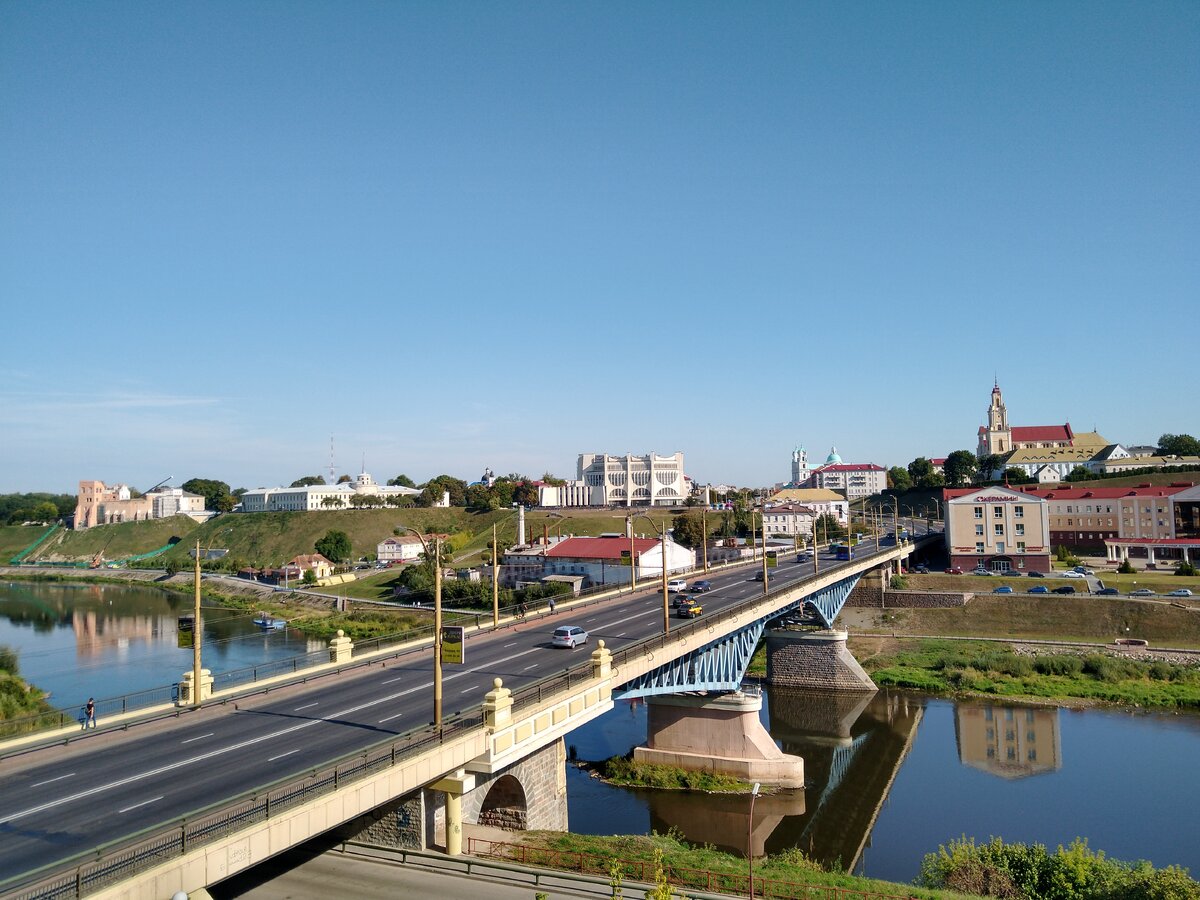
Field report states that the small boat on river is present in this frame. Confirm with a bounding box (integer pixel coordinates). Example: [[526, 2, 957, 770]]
[[253, 614, 287, 630]]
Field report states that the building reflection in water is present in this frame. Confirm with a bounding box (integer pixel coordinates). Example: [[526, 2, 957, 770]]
[[955, 704, 1061, 778]]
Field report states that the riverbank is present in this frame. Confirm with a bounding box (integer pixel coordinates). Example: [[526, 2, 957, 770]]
[[0, 645, 54, 723]]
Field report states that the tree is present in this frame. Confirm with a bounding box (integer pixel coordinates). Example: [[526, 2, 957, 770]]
[[541, 472, 566, 487], [320, 495, 345, 509], [32, 502, 59, 522], [1159, 433, 1200, 457], [1003, 467, 1033, 485], [907, 457, 934, 483], [943, 451, 977, 488], [887, 467, 913, 492], [671, 511, 710, 549], [814, 513, 845, 541], [290, 475, 326, 487], [387, 474, 417, 488], [512, 481, 539, 508], [974, 454, 1001, 484], [302, 568, 318, 585], [182, 478, 236, 513], [1065, 466, 1092, 482], [315, 529, 351, 562], [336, 474, 352, 484], [421, 475, 468, 507]]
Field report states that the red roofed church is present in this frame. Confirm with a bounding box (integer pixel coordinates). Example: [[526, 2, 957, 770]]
[[977, 382, 1075, 457]]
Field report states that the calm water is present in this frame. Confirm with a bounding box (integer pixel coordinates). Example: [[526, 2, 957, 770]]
[[565, 687, 1200, 882], [0, 581, 324, 709], [3, 581, 1197, 882]]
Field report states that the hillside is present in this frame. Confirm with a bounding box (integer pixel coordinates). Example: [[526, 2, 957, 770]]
[[17, 507, 656, 568]]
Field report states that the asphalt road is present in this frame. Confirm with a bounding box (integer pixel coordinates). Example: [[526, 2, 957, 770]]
[[0, 527, 932, 889]]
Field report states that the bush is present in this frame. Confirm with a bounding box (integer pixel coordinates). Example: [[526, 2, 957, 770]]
[[890, 575, 909, 590], [1176, 561, 1198, 577], [1118, 558, 1137, 574], [1033, 655, 1084, 677]]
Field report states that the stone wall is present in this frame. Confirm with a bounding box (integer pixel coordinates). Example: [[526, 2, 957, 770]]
[[845, 588, 972, 609], [346, 788, 435, 850], [457, 738, 568, 833], [766, 630, 875, 691]]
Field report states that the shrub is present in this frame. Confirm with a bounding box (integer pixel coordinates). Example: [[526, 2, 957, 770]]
[[1118, 558, 1137, 574], [1034, 656, 1084, 677], [1176, 561, 1198, 577]]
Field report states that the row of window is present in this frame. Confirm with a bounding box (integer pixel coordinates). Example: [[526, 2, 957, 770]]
[[974, 505, 1025, 519], [976, 524, 1026, 536], [976, 541, 1027, 553]]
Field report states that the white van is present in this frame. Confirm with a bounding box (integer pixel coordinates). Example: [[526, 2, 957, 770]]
[[667, 579, 687, 592]]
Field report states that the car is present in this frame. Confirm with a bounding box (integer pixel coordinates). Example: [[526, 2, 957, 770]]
[[753, 571, 765, 581], [1129, 588, 1156, 597], [1061, 571, 1085, 579], [551, 625, 589, 649], [1028, 585, 1049, 594], [1053, 586, 1077, 595], [1167, 589, 1194, 598], [691, 580, 712, 593], [915, 564, 929, 574], [972, 568, 993, 576], [667, 579, 688, 592], [1096, 587, 1120, 596], [1026, 571, 1045, 578], [992, 585, 1013, 594], [944, 567, 963, 575], [1073, 566, 1096, 575], [677, 601, 703, 619], [794, 554, 810, 563]]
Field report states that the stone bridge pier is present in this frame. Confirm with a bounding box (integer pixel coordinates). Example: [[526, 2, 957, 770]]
[[353, 738, 568, 852], [766, 629, 876, 691]]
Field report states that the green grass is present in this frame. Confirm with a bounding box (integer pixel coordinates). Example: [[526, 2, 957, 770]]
[[14, 516, 200, 564], [512, 831, 983, 900], [599, 757, 754, 793], [858, 639, 1200, 708]]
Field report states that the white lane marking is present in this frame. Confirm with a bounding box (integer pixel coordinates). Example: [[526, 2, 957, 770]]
[[523, 664, 538, 671], [118, 796, 163, 814], [615, 632, 626, 638], [268, 748, 302, 762], [181, 733, 214, 744], [460, 685, 480, 694], [0, 640, 568, 824], [294, 702, 318, 711], [31, 773, 75, 788], [503, 642, 518, 648], [381, 676, 405, 685]]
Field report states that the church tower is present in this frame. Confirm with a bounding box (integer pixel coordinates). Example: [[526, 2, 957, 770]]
[[979, 381, 1012, 456], [790, 446, 809, 485]]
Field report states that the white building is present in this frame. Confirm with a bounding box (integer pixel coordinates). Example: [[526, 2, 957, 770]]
[[376, 536, 426, 563], [240, 471, 420, 513], [542, 535, 694, 587], [766, 488, 849, 524], [577, 452, 686, 507], [535, 480, 592, 508], [761, 504, 818, 540]]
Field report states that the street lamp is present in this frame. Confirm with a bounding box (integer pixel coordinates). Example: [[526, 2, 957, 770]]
[[400, 527, 443, 728], [756, 511, 769, 595], [634, 513, 672, 635], [701, 506, 709, 573], [491, 505, 527, 628], [748, 781, 761, 897]]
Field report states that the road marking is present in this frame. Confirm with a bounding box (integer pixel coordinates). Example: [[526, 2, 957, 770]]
[[31, 773, 74, 788], [268, 748, 302, 762], [460, 685, 480, 694], [503, 642, 518, 648], [294, 702, 318, 711], [181, 733, 213, 744], [381, 676, 405, 685], [118, 796, 163, 814], [615, 632, 626, 637], [523, 663, 538, 671]]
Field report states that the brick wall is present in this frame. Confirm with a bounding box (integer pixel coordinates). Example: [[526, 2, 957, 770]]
[[845, 588, 972, 609], [766, 631, 875, 691]]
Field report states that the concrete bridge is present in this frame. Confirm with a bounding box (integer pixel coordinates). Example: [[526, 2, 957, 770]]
[[0, 534, 934, 899]]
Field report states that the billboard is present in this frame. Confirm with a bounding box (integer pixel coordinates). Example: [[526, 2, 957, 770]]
[[441, 625, 465, 664]]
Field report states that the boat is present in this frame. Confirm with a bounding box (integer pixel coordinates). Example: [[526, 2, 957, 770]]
[[253, 614, 287, 630]]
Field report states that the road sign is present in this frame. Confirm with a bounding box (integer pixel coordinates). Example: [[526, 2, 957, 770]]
[[441, 625, 465, 664]]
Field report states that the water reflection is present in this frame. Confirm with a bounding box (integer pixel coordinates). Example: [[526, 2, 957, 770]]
[[955, 704, 1061, 779]]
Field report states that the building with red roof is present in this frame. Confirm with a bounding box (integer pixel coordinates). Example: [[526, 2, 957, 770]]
[[977, 382, 1077, 458]]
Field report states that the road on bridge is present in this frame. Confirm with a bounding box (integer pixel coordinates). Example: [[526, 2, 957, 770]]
[[0, 527, 933, 890]]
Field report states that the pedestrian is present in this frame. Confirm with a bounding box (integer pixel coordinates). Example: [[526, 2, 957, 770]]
[[84, 697, 96, 730], [518, 600, 528, 620], [548, 597, 556, 614]]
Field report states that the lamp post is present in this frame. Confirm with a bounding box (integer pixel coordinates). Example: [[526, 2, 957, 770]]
[[748, 781, 761, 897], [490, 505, 529, 627], [627, 515, 638, 590], [192, 539, 202, 708], [401, 527, 443, 728], [758, 512, 769, 594], [635, 513, 671, 634], [701, 506, 709, 573]]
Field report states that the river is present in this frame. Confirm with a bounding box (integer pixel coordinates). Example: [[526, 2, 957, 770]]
[[2, 581, 1197, 882]]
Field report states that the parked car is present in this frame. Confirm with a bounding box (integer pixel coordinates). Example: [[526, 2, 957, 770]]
[[1061, 571, 1085, 579], [1096, 587, 1120, 596], [1026, 571, 1045, 578], [1028, 585, 1049, 594], [551, 625, 589, 649], [677, 601, 703, 619], [691, 580, 713, 593], [945, 567, 963, 575], [914, 564, 928, 574], [1129, 588, 1156, 597], [1167, 589, 1194, 597], [1053, 586, 1077, 595], [1073, 566, 1096, 575], [972, 568, 993, 576], [667, 579, 688, 592], [992, 585, 1014, 594]]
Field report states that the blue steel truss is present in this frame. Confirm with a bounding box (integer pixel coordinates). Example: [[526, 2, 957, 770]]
[[615, 570, 864, 699]]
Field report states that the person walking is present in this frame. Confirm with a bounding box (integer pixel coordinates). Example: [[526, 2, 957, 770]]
[[548, 597, 556, 614], [84, 697, 96, 730], [518, 600, 528, 621]]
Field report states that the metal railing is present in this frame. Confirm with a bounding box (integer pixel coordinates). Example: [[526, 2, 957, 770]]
[[467, 839, 915, 900]]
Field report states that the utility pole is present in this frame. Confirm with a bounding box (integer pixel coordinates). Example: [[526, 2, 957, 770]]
[[434, 534, 443, 728], [491, 522, 499, 627], [192, 539, 202, 708], [701, 506, 709, 573]]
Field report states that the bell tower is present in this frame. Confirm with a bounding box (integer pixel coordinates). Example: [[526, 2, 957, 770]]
[[981, 381, 1012, 455]]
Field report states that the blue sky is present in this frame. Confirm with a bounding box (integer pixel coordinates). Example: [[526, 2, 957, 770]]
[[2, 2, 1197, 494]]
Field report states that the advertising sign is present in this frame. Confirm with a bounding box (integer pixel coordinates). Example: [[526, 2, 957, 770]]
[[441, 625, 465, 664], [766, 550, 779, 568]]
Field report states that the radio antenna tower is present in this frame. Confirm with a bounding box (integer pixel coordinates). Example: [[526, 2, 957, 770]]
[[328, 435, 336, 484]]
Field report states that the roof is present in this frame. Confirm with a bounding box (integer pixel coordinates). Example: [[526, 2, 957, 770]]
[[769, 488, 846, 503], [1006, 447, 1100, 464], [545, 536, 659, 560], [764, 504, 817, 514], [289, 553, 332, 566], [815, 463, 885, 473], [1011, 424, 1073, 443], [929, 458, 947, 466], [1017, 485, 1192, 501]]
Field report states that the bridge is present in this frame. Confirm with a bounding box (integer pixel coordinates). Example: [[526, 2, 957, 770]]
[[0, 532, 935, 899]]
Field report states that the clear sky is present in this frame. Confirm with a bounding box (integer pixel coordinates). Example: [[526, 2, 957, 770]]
[[2, 2, 1197, 495]]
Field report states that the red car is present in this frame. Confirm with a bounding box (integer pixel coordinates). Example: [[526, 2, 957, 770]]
[[944, 567, 963, 575]]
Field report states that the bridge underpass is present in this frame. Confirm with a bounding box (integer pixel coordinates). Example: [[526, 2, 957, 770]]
[[0, 536, 932, 899]]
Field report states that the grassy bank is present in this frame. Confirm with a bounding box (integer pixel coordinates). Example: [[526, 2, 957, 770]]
[[595, 756, 755, 793], [509, 830, 980, 900], [854, 638, 1200, 708]]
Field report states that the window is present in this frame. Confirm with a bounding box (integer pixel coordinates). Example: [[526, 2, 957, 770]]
[[974, 506, 983, 519], [1016, 524, 1025, 536], [994, 506, 1004, 518], [976, 524, 984, 536], [976, 542, 985, 553], [1067, 506, 1073, 514], [1014, 506, 1024, 518], [994, 524, 1004, 536], [1017, 541, 1026, 552]]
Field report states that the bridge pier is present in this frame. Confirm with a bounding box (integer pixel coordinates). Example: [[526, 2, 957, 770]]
[[766, 629, 876, 691], [634, 691, 804, 787]]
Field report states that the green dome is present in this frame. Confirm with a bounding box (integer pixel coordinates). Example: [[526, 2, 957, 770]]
[[825, 446, 842, 464]]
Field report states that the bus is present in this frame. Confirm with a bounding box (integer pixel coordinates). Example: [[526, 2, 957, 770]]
[[836, 544, 853, 561]]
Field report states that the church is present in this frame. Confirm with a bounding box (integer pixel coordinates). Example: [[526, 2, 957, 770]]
[[976, 382, 1075, 457]]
